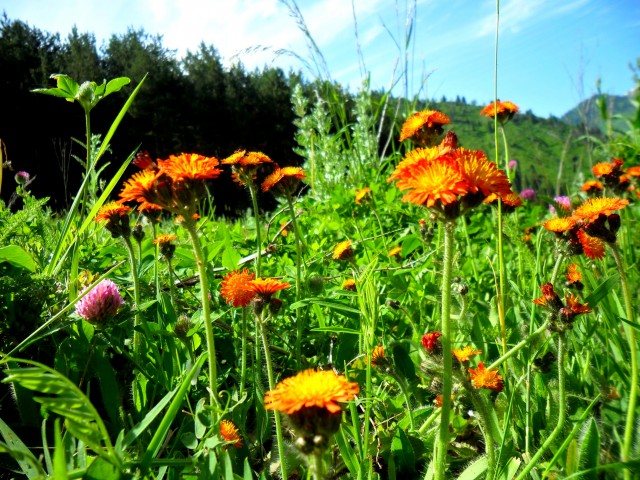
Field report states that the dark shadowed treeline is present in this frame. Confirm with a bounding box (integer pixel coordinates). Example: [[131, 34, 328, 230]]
[[0, 15, 303, 214]]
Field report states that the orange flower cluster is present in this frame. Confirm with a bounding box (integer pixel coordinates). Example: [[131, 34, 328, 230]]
[[261, 166, 306, 194], [544, 196, 628, 252], [533, 282, 592, 332], [388, 137, 517, 218], [94, 201, 132, 238], [355, 187, 372, 205], [119, 153, 222, 217], [452, 345, 482, 363], [219, 420, 242, 448], [220, 269, 290, 309], [333, 240, 355, 261], [222, 149, 273, 186]]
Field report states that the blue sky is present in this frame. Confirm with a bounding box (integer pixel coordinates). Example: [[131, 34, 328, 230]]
[[2, 0, 638, 117]]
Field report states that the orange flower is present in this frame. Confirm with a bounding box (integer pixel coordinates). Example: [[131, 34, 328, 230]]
[[222, 150, 273, 166], [94, 201, 131, 223], [221, 269, 257, 307], [468, 362, 504, 392], [132, 150, 157, 170], [480, 100, 519, 122], [533, 282, 563, 309], [543, 217, 577, 233], [561, 293, 592, 317], [264, 369, 359, 415], [573, 197, 629, 222], [396, 156, 469, 208], [153, 234, 177, 245], [626, 165, 640, 177], [592, 162, 614, 177], [159, 153, 222, 183], [576, 229, 605, 260], [261, 166, 306, 193], [387, 146, 449, 185], [119, 169, 160, 205], [452, 346, 482, 363], [399, 110, 450, 143], [219, 420, 242, 448], [387, 246, 402, 259], [249, 278, 290, 297], [421, 332, 442, 353], [454, 148, 512, 199], [581, 180, 604, 193], [355, 187, 372, 205], [333, 240, 355, 261], [342, 278, 357, 291], [565, 264, 582, 284], [370, 346, 386, 367]]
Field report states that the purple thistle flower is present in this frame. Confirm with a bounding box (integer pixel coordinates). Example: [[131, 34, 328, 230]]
[[15, 171, 30, 185], [554, 195, 571, 211], [520, 189, 536, 201], [75, 279, 124, 325]]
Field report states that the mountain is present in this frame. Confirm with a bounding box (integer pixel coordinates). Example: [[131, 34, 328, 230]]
[[561, 93, 636, 133]]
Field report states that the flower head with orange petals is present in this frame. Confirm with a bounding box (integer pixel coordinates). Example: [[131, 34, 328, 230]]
[[581, 180, 604, 194], [399, 110, 450, 145], [219, 420, 242, 448], [370, 346, 387, 367], [573, 197, 629, 222], [159, 153, 222, 183], [469, 362, 504, 392], [249, 277, 290, 298], [333, 240, 355, 261], [355, 187, 372, 205], [577, 229, 606, 259], [222, 150, 273, 186], [342, 278, 357, 291], [452, 346, 482, 363], [221, 269, 257, 307], [94, 202, 132, 238], [261, 166, 306, 194], [264, 369, 359, 415], [422, 331, 442, 354], [565, 264, 582, 285], [480, 100, 519, 123]]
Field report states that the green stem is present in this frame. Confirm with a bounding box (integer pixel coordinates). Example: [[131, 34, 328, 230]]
[[461, 216, 479, 283], [82, 111, 91, 217], [500, 125, 511, 181], [515, 334, 566, 480], [165, 258, 176, 308], [311, 451, 325, 480], [286, 193, 304, 368], [183, 217, 219, 412], [467, 384, 497, 479], [248, 183, 263, 277], [610, 243, 638, 479], [487, 321, 548, 371], [391, 372, 415, 431], [434, 221, 455, 480], [550, 251, 565, 284], [257, 310, 288, 480], [239, 308, 248, 398], [122, 235, 142, 361]]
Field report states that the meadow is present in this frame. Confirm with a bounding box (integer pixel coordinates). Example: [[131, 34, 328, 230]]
[[1, 14, 640, 480]]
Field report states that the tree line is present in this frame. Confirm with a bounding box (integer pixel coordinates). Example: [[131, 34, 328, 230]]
[[0, 15, 310, 213]]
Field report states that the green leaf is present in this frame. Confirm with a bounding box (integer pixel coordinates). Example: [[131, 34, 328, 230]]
[[221, 245, 241, 271], [583, 274, 619, 308], [84, 457, 122, 480], [104, 77, 131, 97], [335, 426, 360, 477], [290, 297, 361, 320], [577, 417, 600, 480], [456, 456, 487, 480], [392, 343, 415, 382], [0, 417, 45, 478], [0, 245, 36, 271], [53, 420, 69, 480], [391, 428, 415, 473], [32, 74, 78, 100], [1, 358, 119, 467]]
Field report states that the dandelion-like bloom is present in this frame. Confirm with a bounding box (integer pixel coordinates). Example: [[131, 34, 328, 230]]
[[480, 100, 519, 123], [220, 269, 257, 307], [355, 187, 372, 205], [159, 153, 222, 183], [626, 166, 640, 177], [520, 189, 536, 201], [543, 216, 577, 233], [342, 278, 357, 291], [397, 156, 469, 208], [264, 369, 360, 415], [153, 234, 177, 245], [422, 331, 442, 353], [387, 145, 452, 186], [399, 110, 450, 144], [75, 279, 124, 325], [565, 264, 582, 284], [468, 362, 504, 392], [388, 246, 402, 259], [119, 169, 162, 205], [581, 180, 604, 193], [533, 282, 563, 309], [219, 420, 242, 448], [561, 294, 592, 318], [222, 150, 273, 186], [576, 229, 606, 260], [94, 202, 132, 238], [333, 240, 355, 261], [455, 149, 512, 199], [132, 150, 157, 170], [573, 197, 629, 222], [261, 166, 306, 193], [249, 278, 290, 298], [370, 346, 386, 367], [452, 346, 482, 363], [592, 162, 615, 177]]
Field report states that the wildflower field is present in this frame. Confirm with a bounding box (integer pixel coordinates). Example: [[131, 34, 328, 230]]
[[1, 21, 640, 480]]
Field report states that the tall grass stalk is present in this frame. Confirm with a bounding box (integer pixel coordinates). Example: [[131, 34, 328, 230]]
[[248, 183, 263, 277], [182, 216, 219, 413], [434, 221, 455, 480], [610, 243, 638, 479]]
